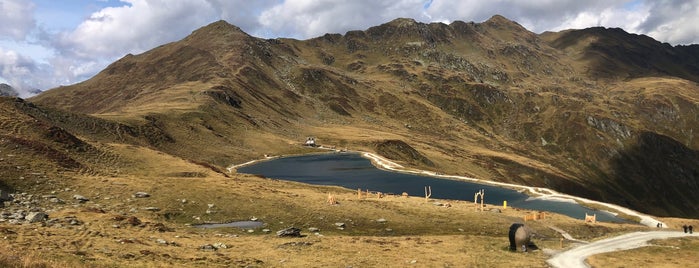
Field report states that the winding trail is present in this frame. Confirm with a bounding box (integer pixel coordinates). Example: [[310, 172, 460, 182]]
[[547, 231, 697, 268], [548, 226, 588, 244]]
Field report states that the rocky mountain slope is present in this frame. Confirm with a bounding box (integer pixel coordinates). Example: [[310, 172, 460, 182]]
[[0, 84, 17, 97], [26, 15, 699, 217]]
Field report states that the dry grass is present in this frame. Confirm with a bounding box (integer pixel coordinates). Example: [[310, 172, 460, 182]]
[[588, 237, 699, 268], [0, 143, 652, 267]]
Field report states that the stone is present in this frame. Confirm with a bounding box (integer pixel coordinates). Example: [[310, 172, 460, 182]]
[[49, 197, 65, 204], [276, 227, 302, 237], [308, 227, 320, 232], [490, 208, 502, 213], [156, 238, 168, 245], [213, 242, 228, 249], [0, 190, 13, 202], [25, 212, 48, 223], [199, 244, 217, 251], [262, 229, 271, 233], [9, 211, 25, 219], [334, 222, 346, 228], [73, 195, 89, 202], [143, 207, 160, 212], [126, 216, 142, 226], [133, 192, 150, 198], [508, 223, 534, 252], [376, 218, 387, 223]]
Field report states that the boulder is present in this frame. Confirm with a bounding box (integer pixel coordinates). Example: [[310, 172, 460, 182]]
[[0, 190, 13, 202], [73, 195, 89, 203], [199, 244, 217, 251], [508, 223, 534, 252], [133, 192, 150, 198], [213, 242, 228, 249], [25, 212, 48, 223], [276, 227, 302, 237]]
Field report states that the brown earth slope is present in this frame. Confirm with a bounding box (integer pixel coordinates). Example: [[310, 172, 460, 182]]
[[28, 15, 699, 218]]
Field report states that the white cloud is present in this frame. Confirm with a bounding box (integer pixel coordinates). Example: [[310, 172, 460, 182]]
[[639, 0, 699, 45], [54, 0, 219, 59], [0, 47, 51, 97], [0, 0, 36, 40], [2, 0, 699, 97], [424, 0, 632, 33], [258, 0, 428, 39]]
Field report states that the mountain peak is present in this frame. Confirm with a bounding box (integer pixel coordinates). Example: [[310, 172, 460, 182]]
[[0, 83, 18, 97], [484, 14, 526, 30], [385, 17, 418, 27], [186, 19, 250, 41]]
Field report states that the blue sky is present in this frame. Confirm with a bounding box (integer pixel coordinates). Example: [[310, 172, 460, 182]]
[[1, 0, 698, 97]]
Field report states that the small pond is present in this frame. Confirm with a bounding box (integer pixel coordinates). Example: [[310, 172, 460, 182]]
[[193, 220, 264, 229], [238, 153, 627, 223]]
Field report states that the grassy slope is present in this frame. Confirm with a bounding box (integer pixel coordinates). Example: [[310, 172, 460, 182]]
[[1, 96, 696, 267], [1, 142, 652, 267], [28, 17, 699, 218]]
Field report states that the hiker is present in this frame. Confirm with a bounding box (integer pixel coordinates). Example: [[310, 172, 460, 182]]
[[657, 222, 660, 228], [683, 225, 688, 233], [690, 225, 694, 234]]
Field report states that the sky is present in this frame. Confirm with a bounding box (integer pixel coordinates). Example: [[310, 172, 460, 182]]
[[1, 0, 698, 97]]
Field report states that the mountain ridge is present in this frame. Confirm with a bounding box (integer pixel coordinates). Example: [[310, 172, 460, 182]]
[[26, 16, 699, 217]]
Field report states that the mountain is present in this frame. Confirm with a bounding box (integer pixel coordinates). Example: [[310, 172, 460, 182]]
[[0, 83, 18, 97], [0, 83, 42, 97], [28, 16, 699, 218]]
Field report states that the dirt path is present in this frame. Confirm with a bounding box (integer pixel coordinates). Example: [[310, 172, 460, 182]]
[[547, 225, 588, 244], [547, 231, 697, 268]]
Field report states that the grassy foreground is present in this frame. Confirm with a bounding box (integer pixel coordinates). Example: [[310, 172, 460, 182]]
[[0, 144, 682, 267]]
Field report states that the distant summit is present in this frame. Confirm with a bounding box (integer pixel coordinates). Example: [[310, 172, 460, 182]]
[[0, 83, 18, 97], [0, 83, 42, 98]]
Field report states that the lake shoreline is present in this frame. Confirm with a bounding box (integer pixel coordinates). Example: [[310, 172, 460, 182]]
[[230, 148, 662, 228]]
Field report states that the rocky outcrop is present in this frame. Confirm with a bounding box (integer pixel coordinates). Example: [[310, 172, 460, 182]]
[[374, 140, 434, 168]]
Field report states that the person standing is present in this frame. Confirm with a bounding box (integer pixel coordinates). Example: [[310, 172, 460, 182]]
[[683, 225, 688, 233], [690, 225, 694, 234]]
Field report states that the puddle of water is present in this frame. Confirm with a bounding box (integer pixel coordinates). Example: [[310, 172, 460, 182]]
[[193, 220, 264, 229]]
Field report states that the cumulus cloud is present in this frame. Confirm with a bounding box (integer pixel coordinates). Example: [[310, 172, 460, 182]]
[[0, 47, 51, 97], [206, 0, 278, 34], [258, 0, 428, 39], [424, 0, 633, 32], [638, 0, 699, 45], [54, 0, 219, 60], [0, 0, 36, 40], [2, 0, 699, 97]]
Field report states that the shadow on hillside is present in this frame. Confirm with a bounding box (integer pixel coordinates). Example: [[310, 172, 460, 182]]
[[0, 180, 16, 197], [608, 132, 699, 218]]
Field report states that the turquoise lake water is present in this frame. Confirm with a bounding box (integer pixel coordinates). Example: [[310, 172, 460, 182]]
[[238, 153, 626, 223]]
